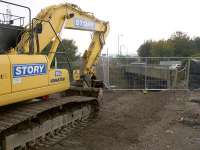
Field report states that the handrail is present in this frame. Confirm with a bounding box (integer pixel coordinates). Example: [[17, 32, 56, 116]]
[[0, 0, 33, 54], [0, 12, 25, 26], [0, 0, 31, 27]]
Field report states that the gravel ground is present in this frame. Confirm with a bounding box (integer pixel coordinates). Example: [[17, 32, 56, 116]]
[[49, 90, 200, 150]]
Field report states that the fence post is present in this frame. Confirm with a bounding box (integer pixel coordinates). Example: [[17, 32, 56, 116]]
[[145, 57, 147, 90], [173, 69, 178, 89], [55, 57, 57, 69], [107, 49, 110, 88], [186, 58, 191, 89]]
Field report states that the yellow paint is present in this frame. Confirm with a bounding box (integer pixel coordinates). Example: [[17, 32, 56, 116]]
[[0, 83, 69, 106], [9, 55, 48, 92], [0, 55, 70, 106], [0, 55, 11, 95], [48, 69, 69, 86], [0, 3, 109, 107]]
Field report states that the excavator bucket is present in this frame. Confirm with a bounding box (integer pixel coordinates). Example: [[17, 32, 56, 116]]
[[65, 86, 103, 106]]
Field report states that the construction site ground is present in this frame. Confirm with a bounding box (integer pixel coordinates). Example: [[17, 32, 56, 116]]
[[49, 90, 200, 150]]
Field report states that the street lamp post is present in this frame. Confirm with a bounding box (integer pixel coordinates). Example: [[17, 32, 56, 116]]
[[120, 44, 125, 56], [118, 34, 123, 56]]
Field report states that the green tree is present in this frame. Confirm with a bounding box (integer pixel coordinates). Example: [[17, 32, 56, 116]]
[[191, 53, 200, 57], [192, 37, 200, 54], [137, 31, 200, 57], [42, 39, 79, 61], [56, 39, 79, 70], [57, 39, 79, 62], [150, 40, 175, 57], [169, 31, 193, 56], [137, 40, 152, 57], [42, 39, 79, 69]]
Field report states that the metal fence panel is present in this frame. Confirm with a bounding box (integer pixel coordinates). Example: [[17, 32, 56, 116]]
[[97, 57, 200, 90], [52, 53, 200, 90]]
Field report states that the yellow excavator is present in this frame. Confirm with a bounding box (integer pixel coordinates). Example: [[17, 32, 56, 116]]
[[0, 1, 109, 149]]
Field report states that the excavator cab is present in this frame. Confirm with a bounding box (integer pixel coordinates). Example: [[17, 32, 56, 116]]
[[0, 23, 24, 53]]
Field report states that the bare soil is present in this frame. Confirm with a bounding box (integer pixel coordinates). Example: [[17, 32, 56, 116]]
[[50, 90, 200, 150]]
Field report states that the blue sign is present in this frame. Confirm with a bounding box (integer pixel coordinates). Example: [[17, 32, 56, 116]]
[[55, 70, 62, 76], [74, 18, 95, 30], [13, 63, 47, 78]]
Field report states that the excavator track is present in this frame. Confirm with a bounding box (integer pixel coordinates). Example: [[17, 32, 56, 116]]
[[0, 88, 102, 150]]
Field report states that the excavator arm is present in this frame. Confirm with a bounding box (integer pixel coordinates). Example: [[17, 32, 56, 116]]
[[64, 7, 110, 78], [13, 3, 109, 80]]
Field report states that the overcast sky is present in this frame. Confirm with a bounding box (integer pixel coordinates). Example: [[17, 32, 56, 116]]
[[2, 0, 200, 55]]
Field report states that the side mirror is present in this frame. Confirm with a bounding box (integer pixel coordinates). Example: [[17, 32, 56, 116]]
[[35, 23, 42, 34], [66, 13, 74, 19], [9, 20, 14, 25]]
